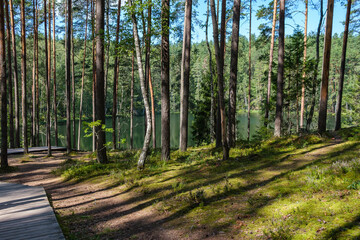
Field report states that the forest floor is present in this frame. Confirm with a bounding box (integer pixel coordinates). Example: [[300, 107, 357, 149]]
[[1, 127, 360, 239]]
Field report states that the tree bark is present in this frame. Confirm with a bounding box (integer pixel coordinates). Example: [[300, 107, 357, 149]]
[[318, 0, 334, 133], [130, 52, 134, 150], [205, 0, 215, 142], [92, 0, 96, 152], [247, 0, 251, 141], [9, 0, 20, 148], [104, 0, 110, 106], [5, 0, 14, 148], [112, 0, 121, 150], [0, 0, 7, 168], [35, 6, 39, 146], [306, 0, 323, 131], [20, 0, 28, 153], [265, 0, 277, 127], [95, 0, 108, 163], [147, 0, 156, 149], [78, 0, 89, 150], [179, 0, 192, 152], [52, 0, 58, 146], [129, 0, 152, 169], [228, 0, 240, 147], [66, 0, 72, 153], [210, 0, 229, 160], [44, 0, 51, 156], [274, 0, 285, 137], [71, 20, 76, 149], [161, 0, 170, 161], [31, 0, 36, 147], [335, 0, 351, 131], [300, 0, 308, 129]]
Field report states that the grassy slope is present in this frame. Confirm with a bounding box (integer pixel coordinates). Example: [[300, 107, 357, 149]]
[[55, 127, 360, 239]]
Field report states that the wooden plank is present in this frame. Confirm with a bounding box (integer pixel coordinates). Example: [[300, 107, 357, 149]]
[[0, 182, 65, 240], [0, 146, 67, 155]]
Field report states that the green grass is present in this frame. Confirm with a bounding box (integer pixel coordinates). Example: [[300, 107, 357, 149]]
[[54, 127, 360, 239]]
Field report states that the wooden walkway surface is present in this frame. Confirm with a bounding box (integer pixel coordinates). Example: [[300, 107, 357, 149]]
[[1, 146, 67, 155], [0, 182, 65, 240]]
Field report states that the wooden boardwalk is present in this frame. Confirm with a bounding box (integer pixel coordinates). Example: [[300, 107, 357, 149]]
[[1, 146, 67, 155], [0, 182, 65, 240]]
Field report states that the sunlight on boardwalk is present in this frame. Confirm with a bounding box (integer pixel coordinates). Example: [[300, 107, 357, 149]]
[[0, 182, 64, 240]]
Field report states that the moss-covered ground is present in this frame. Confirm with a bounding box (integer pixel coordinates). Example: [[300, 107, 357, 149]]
[[54, 127, 360, 239]]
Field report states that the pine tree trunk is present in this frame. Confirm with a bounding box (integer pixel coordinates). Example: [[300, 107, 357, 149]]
[[92, 0, 96, 152], [66, 0, 72, 153], [129, 0, 152, 169], [247, 0, 251, 141], [112, 0, 121, 150], [104, 0, 110, 106], [300, 0, 308, 129], [9, 0, 20, 148], [78, 0, 89, 150], [31, 0, 36, 147], [318, 0, 334, 133], [35, 7, 39, 146], [306, 0, 323, 131], [228, 0, 240, 147], [335, 0, 351, 131], [52, 0, 58, 146], [20, 0, 28, 153], [274, 0, 285, 137], [210, 0, 229, 160], [5, 0, 14, 148], [44, 0, 51, 156], [179, 0, 192, 152], [95, 0, 108, 163], [205, 0, 215, 142], [130, 51, 134, 150], [265, 0, 277, 127], [149, 68, 156, 148], [71, 23, 76, 149], [161, 0, 170, 161], [0, 0, 7, 168]]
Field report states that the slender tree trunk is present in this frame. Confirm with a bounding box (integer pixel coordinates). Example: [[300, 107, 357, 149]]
[[52, 0, 58, 146], [0, 0, 7, 168], [95, 0, 107, 163], [71, 22, 75, 149], [247, 0, 251, 141], [5, 0, 14, 148], [20, 0, 28, 153], [104, 0, 110, 107], [129, 0, 151, 169], [78, 0, 89, 150], [335, 0, 351, 131], [147, 0, 156, 149], [318, 0, 334, 133], [265, 0, 277, 126], [66, 0, 72, 153], [206, 0, 215, 142], [306, 0, 323, 131], [130, 52, 134, 150], [9, 0, 20, 148], [92, 0, 96, 152], [31, 0, 36, 147], [300, 0, 308, 129], [161, 0, 170, 161], [112, 0, 121, 150], [228, 0, 240, 147], [179, 0, 192, 152], [210, 0, 229, 160], [274, 0, 285, 137], [35, 7, 39, 146], [44, 0, 51, 156]]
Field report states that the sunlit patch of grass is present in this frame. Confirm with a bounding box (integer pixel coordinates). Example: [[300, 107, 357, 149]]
[[53, 127, 360, 239]]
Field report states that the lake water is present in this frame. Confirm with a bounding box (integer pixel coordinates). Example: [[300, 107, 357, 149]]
[[40, 113, 263, 151]]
